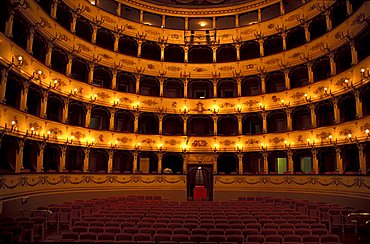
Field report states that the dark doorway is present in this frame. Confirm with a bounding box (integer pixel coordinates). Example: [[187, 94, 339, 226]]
[[187, 164, 213, 201]]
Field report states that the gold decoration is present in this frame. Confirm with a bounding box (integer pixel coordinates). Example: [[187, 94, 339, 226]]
[[192, 140, 208, 147]]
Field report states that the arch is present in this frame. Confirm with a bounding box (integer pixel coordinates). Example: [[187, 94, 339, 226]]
[[75, 17, 93, 42], [0, 0, 8, 33], [335, 45, 352, 74], [243, 152, 264, 174], [12, 13, 29, 49], [68, 101, 86, 126], [113, 151, 133, 173], [188, 46, 213, 63], [118, 36, 138, 57], [141, 41, 161, 61], [267, 110, 287, 133], [292, 150, 313, 173], [0, 135, 18, 173], [47, 93, 64, 122], [217, 115, 238, 135], [217, 153, 238, 174], [315, 101, 334, 127], [289, 65, 309, 88], [265, 72, 285, 93], [361, 85, 370, 116], [341, 144, 360, 173], [216, 45, 237, 62], [240, 41, 260, 60], [138, 151, 158, 173], [43, 144, 61, 172], [338, 93, 356, 122], [96, 27, 115, 51], [138, 112, 159, 134], [93, 66, 112, 88], [187, 115, 213, 136], [32, 32, 48, 63], [26, 85, 43, 117], [242, 113, 263, 134], [292, 106, 312, 130], [163, 115, 183, 135], [188, 79, 213, 98], [264, 35, 283, 56], [164, 45, 184, 62], [65, 146, 84, 172], [162, 153, 183, 174], [217, 79, 237, 98], [114, 110, 134, 133], [51, 47, 68, 74], [90, 106, 110, 130], [355, 29, 370, 62], [286, 27, 306, 50], [331, 1, 347, 28], [89, 149, 108, 173], [309, 15, 327, 41], [268, 151, 288, 174], [23, 140, 39, 172], [71, 58, 89, 83], [55, 2, 72, 30], [241, 76, 261, 96], [164, 79, 184, 98], [318, 147, 337, 173], [313, 56, 331, 82], [117, 72, 136, 93], [5, 72, 23, 109], [140, 76, 160, 96]]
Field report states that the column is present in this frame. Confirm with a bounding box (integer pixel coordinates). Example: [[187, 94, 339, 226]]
[[133, 151, 138, 172], [286, 109, 292, 131], [51, 0, 58, 19], [333, 98, 340, 124], [0, 69, 8, 103], [238, 153, 243, 174], [235, 44, 240, 61], [158, 153, 163, 173], [184, 46, 188, 63], [45, 42, 53, 67], [335, 147, 343, 173], [62, 98, 69, 123], [257, 8, 262, 22], [346, 0, 352, 15], [66, 54, 73, 77], [280, 0, 285, 15], [284, 69, 290, 90], [112, 69, 117, 90], [324, 10, 332, 31], [60, 146, 67, 171], [350, 40, 358, 66], [329, 52, 336, 76], [263, 152, 268, 174], [237, 114, 242, 135], [88, 63, 94, 84], [307, 62, 314, 83], [27, 28, 35, 54], [139, 10, 144, 23], [40, 91, 48, 118], [114, 33, 120, 52], [282, 32, 287, 51], [212, 17, 216, 29], [108, 150, 113, 173], [15, 140, 24, 173], [237, 77, 241, 97], [20, 82, 29, 112], [261, 73, 266, 94], [310, 104, 317, 128], [5, 10, 14, 38], [213, 154, 218, 174], [355, 91, 363, 118], [212, 46, 217, 63], [304, 22, 310, 42], [37, 143, 45, 172], [183, 78, 188, 98], [71, 13, 77, 33], [134, 112, 139, 133], [259, 38, 264, 56], [116, 3, 121, 16], [358, 144, 366, 174], [161, 15, 165, 28], [135, 74, 140, 94], [262, 112, 267, 133], [159, 114, 163, 134], [137, 40, 142, 57], [159, 77, 164, 97], [85, 104, 92, 128], [182, 115, 187, 135], [109, 108, 115, 131], [213, 115, 218, 135], [213, 79, 217, 98], [235, 14, 239, 28], [160, 44, 165, 61], [92, 25, 98, 44], [287, 150, 293, 173], [311, 149, 318, 174], [183, 153, 188, 173], [185, 17, 188, 30], [83, 148, 90, 172]]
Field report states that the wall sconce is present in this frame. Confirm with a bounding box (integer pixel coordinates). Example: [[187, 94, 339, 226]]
[[90, 94, 97, 102], [157, 143, 165, 152], [133, 102, 141, 112], [235, 143, 242, 152], [284, 140, 291, 150], [360, 68, 369, 79], [235, 105, 242, 113], [328, 135, 338, 145], [134, 142, 142, 151], [307, 138, 315, 148], [365, 129, 369, 137], [181, 106, 188, 115], [49, 79, 59, 89], [280, 100, 290, 109], [210, 105, 219, 115], [12, 55, 23, 67], [304, 93, 311, 103], [66, 136, 75, 145], [343, 78, 355, 89], [347, 133, 358, 143], [26, 127, 36, 137], [43, 130, 51, 140], [9, 120, 17, 132], [258, 103, 265, 111], [213, 144, 219, 153], [182, 144, 189, 153], [32, 69, 43, 80], [111, 140, 119, 149], [86, 138, 96, 148], [323, 87, 333, 97], [260, 143, 268, 152], [113, 99, 120, 107], [70, 88, 78, 96]]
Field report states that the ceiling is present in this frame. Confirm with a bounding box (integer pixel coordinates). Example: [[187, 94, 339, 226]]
[[140, 0, 255, 8]]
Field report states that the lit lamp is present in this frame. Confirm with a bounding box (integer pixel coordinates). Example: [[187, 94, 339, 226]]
[[347, 133, 357, 142], [43, 130, 51, 140], [10, 120, 17, 132], [157, 143, 164, 152], [284, 140, 291, 150], [182, 144, 188, 153], [280, 99, 290, 109], [32, 69, 43, 80], [236, 143, 242, 152], [260, 143, 267, 152], [307, 138, 315, 148], [343, 78, 354, 89], [182, 106, 188, 115], [90, 94, 97, 102], [258, 103, 265, 111], [12, 55, 23, 67], [133, 102, 141, 112], [304, 93, 311, 103], [235, 105, 242, 113], [87, 138, 96, 148], [365, 129, 369, 137], [70, 88, 78, 96], [213, 144, 219, 153], [49, 79, 59, 89], [66, 135, 75, 145], [360, 68, 369, 78], [210, 105, 219, 115], [134, 142, 142, 151], [113, 98, 120, 107], [111, 140, 119, 149]]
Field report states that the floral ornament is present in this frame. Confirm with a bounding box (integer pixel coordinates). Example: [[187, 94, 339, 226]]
[[290, 92, 306, 100], [98, 134, 104, 142], [313, 86, 326, 95], [167, 66, 182, 72], [270, 137, 284, 144], [339, 128, 352, 136], [220, 140, 234, 146], [245, 139, 259, 145], [96, 92, 110, 100], [316, 132, 332, 141], [192, 140, 208, 147], [297, 135, 304, 143], [71, 131, 85, 140], [142, 100, 158, 106], [271, 96, 281, 103], [121, 59, 135, 66], [165, 139, 178, 146], [117, 137, 132, 144], [243, 100, 259, 107]]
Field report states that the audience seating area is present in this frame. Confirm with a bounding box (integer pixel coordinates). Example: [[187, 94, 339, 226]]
[[0, 195, 366, 243]]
